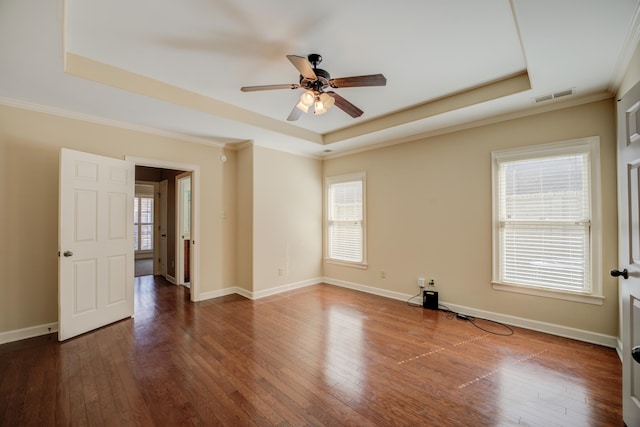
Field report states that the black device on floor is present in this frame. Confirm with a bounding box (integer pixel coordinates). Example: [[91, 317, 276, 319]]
[[423, 290, 438, 310]]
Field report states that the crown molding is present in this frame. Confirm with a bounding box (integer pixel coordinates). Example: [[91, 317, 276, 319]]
[[0, 97, 230, 148], [608, 2, 640, 93], [324, 91, 613, 160]]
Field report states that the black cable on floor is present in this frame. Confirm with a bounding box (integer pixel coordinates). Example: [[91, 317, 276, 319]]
[[408, 299, 514, 336], [438, 303, 514, 336], [437, 303, 458, 320], [407, 291, 422, 307], [467, 317, 514, 336]]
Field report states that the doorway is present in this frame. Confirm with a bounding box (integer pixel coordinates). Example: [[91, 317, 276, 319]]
[[128, 156, 201, 302], [133, 181, 158, 278]]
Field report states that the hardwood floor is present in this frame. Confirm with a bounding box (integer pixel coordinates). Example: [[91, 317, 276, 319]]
[[0, 277, 622, 426]]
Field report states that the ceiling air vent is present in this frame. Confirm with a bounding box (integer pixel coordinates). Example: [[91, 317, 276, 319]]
[[533, 88, 575, 104], [534, 94, 553, 103], [552, 88, 574, 99]]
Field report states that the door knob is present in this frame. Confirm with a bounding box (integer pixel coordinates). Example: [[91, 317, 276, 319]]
[[610, 268, 629, 279], [63, 250, 73, 257], [633, 346, 640, 364], [161, 234, 167, 237]]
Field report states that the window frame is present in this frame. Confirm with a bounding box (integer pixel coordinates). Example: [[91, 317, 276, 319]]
[[491, 137, 603, 305], [325, 172, 368, 269]]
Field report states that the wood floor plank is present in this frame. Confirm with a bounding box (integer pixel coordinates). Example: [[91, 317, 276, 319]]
[[0, 278, 623, 426]]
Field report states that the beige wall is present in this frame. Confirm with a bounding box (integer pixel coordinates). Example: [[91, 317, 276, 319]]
[[221, 148, 237, 289], [0, 105, 230, 333], [236, 145, 253, 291], [252, 146, 322, 292], [0, 133, 8, 331], [324, 99, 619, 336]]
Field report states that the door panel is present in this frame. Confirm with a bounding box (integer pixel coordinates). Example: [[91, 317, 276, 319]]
[[59, 148, 134, 341], [617, 80, 640, 425], [73, 259, 97, 314], [107, 255, 127, 304], [632, 297, 640, 403], [630, 163, 640, 263], [108, 192, 127, 240], [75, 190, 97, 242]]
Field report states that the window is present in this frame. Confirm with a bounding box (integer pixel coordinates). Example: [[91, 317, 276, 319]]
[[326, 173, 367, 267], [491, 137, 602, 304], [134, 196, 154, 252]]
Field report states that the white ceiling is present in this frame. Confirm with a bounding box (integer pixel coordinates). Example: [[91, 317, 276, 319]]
[[1, 0, 639, 157]]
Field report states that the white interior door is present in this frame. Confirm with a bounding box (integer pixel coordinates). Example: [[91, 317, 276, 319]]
[[616, 79, 640, 425], [159, 179, 168, 279], [58, 148, 134, 341], [177, 173, 191, 287]]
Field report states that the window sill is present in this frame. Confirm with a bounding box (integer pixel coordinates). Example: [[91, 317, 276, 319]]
[[325, 259, 369, 270], [492, 281, 604, 305]]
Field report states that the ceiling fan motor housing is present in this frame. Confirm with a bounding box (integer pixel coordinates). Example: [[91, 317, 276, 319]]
[[308, 53, 322, 66], [300, 68, 331, 92]]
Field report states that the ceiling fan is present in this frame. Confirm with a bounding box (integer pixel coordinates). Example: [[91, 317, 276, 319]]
[[240, 53, 387, 121]]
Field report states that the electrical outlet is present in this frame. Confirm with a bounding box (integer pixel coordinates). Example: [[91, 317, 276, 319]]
[[380, 271, 386, 279], [429, 278, 436, 286], [278, 268, 284, 276], [418, 277, 425, 288]]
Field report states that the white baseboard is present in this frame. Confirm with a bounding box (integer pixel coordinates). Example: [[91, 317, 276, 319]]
[[0, 322, 58, 345], [323, 277, 618, 349], [198, 278, 322, 302], [251, 278, 322, 299], [165, 274, 176, 284], [234, 287, 253, 299], [441, 301, 618, 348], [616, 338, 623, 361], [323, 277, 415, 302], [198, 286, 239, 301]]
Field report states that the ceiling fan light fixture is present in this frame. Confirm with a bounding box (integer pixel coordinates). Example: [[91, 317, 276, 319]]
[[319, 92, 335, 109], [295, 101, 309, 113], [300, 90, 315, 107], [314, 98, 327, 115]]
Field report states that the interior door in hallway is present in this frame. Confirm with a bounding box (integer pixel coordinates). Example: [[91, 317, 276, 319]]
[[58, 148, 134, 341], [177, 172, 191, 287], [616, 79, 640, 425], [159, 179, 168, 279]]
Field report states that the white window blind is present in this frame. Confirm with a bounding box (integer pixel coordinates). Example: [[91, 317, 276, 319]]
[[134, 196, 154, 252], [495, 145, 593, 293], [327, 174, 365, 264]]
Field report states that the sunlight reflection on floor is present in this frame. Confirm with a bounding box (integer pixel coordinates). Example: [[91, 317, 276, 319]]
[[324, 306, 366, 401]]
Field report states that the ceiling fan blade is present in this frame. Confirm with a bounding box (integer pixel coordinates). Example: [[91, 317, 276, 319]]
[[326, 91, 364, 118], [330, 74, 387, 88], [287, 105, 303, 121], [240, 83, 300, 92], [286, 55, 317, 80]]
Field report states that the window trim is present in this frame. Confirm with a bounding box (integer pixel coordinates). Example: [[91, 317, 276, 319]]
[[325, 172, 368, 268], [491, 137, 603, 305]]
